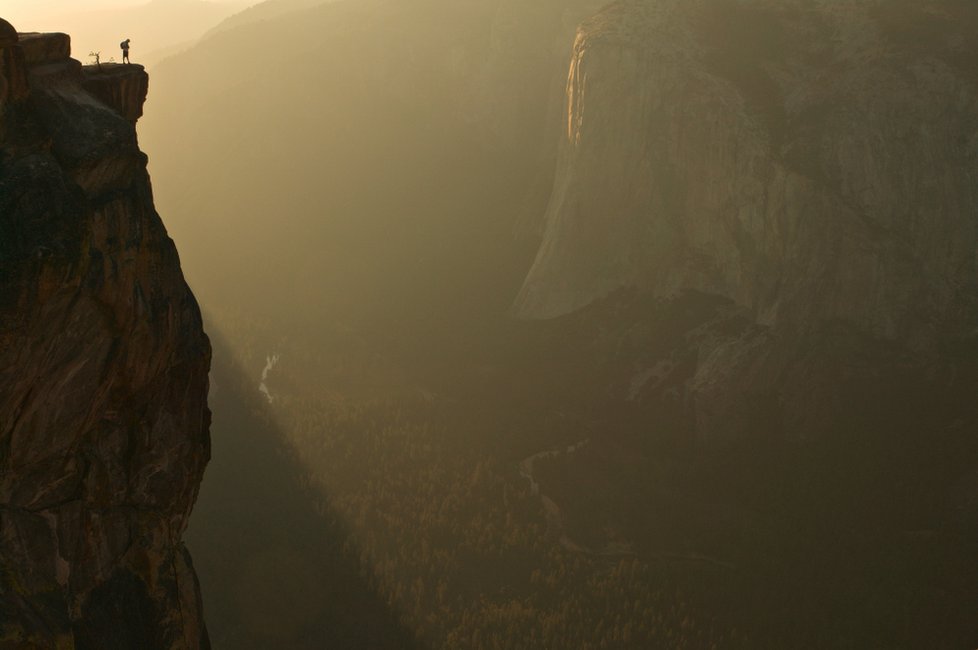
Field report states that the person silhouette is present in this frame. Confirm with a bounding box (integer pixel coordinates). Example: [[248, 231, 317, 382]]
[[120, 38, 131, 64]]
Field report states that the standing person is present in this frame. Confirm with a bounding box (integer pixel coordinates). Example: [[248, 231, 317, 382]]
[[120, 38, 130, 64]]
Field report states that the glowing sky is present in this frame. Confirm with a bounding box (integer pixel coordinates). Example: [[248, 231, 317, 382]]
[[3, 0, 251, 68], [4, 0, 243, 28]]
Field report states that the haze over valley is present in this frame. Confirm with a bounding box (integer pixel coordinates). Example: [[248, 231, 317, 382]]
[[2, 1, 977, 648]]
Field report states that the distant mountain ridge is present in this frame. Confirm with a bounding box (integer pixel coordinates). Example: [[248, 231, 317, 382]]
[[201, 0, 334, 38], [19, 0, 247, 69]]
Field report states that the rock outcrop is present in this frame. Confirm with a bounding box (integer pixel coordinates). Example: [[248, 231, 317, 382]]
[[82, 64, 150, 124], [514, 0, 978, 443], [0, 21, 210, 649], [517, 0, 978, 339]]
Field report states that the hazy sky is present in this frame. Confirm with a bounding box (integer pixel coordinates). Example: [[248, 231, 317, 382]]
[[4, 0, 253, 67], [3, 0, 244, 32]]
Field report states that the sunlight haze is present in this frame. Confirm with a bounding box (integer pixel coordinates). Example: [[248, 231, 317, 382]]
[[2, 0, 978, 648], [4, 0, 251, 66]]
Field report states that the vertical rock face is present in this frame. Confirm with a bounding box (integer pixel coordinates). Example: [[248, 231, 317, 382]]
[[461, 0, 610, 154], [0, 20, 211, 650], [516, 0, 978, 344], [514, 0, 978, 444]]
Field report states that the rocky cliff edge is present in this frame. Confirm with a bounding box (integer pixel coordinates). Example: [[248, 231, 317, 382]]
[[0, 19, 211, 649]]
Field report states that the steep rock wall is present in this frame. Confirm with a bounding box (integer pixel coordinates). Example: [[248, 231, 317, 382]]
[[0, 21, 210, 649], [514, 0, 978, 444], [516, 0, 978, 346], [461, 0, 609, 154]]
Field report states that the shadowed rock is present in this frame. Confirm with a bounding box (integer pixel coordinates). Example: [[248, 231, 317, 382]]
[[83, 63, 149, 124], [0, 19, 210, 650]]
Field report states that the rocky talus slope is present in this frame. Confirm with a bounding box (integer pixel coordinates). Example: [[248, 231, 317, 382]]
[[515, 0, 978, 442], [0, 20, 211, 649]]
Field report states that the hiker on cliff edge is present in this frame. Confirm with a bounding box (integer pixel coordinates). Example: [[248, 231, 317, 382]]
[[120, 38, 130, 64]]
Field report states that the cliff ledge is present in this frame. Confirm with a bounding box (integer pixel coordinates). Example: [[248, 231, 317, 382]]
[[0, 20, 211, 649]]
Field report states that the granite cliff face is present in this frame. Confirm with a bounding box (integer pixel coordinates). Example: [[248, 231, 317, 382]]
[[517, 0, 978, 339], [461, 0, 609, 154], [0, 20, 210, 649], [514, 0, 978, 443]]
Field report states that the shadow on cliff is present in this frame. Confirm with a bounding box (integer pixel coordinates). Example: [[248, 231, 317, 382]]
[[184, 327, 422, 650]]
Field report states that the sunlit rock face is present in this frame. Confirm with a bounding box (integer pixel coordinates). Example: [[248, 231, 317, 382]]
[[0, 24, 210, 649], [516, 0, 978, 443], [517, 0, 978, 342], [461, 0, 610, 154]]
